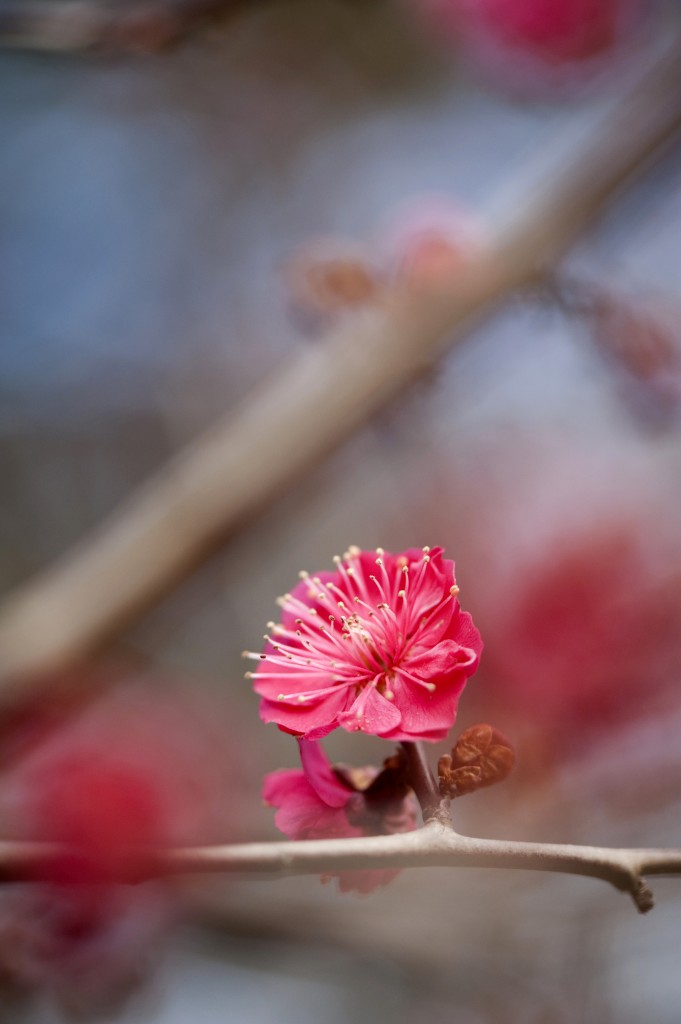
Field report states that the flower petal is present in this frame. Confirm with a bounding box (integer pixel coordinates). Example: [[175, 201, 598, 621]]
[[262, 770, 358, 840], [444, 608, 485, 656], [380, 672, 469, 742], [259, 687, 350, 738], [298, 740, 350, 808], [406, 637, 480, 681], [337, 868, 402, 894], [337, 685, 402, 736]]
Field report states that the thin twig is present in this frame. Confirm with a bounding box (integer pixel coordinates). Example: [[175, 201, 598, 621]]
[[1, 37, 681, 695], [3, 823, 681, 913], [400, 741, 446, 824]]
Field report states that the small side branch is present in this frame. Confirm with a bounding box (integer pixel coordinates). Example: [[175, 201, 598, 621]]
[[3, 825, 681, 913], [400, 741, 447, 824]]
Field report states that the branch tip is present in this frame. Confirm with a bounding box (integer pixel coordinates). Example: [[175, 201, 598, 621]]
[[631, 878, 655, 914]]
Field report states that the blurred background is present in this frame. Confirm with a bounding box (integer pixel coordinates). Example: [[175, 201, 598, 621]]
[[2, 0, 681, 1020]]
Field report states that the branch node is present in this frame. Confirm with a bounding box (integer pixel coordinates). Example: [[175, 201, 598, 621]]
[[630, 877, 655, 914]]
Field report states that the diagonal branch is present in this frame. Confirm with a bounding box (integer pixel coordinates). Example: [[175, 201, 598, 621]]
[[1, 37, 681, 696], [2, 823, 681, 913], [0, 0, 241, 53]]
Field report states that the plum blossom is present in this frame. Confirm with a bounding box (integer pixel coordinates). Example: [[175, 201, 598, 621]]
[[247, 546, 482, 742], [425, 0, 636, 61], [413, 0, 645, 91], [282, 197, 480, 331], [0, 683, 233, 1013], [380, 196, 481, 291], [263, 740, 417, 893]]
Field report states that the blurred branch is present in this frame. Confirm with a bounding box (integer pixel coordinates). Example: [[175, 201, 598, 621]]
[[0, 0, 242, 52], [3, 821, 681, 913], [1, 36, 681, 697]]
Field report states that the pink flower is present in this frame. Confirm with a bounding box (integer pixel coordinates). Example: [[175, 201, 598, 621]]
[[263, 740, 417, 893], [0, 682, 235, 1012], [381, 196, 482, 292], [413, 0, 646, 92], [419, 0, 641, 60], [248, 546, 482, 742]]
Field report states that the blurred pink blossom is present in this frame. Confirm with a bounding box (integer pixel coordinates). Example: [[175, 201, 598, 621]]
[[381, 196, 481, 290], [283, 197, 481, 329], [412, 0, 645, 88], [462, 445, 681, 748], [590, 290, 681, 428], [0, 682, 234, 1011]]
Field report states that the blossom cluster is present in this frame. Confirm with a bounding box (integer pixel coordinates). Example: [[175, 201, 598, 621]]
[[284, 198, 480, 330], [250, 545, 483, 891]]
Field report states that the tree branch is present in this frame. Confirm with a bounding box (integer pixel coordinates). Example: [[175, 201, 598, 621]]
[[0, 37, 681, 696], [3, 823, 681, 913], [0, 0, 241, 53]]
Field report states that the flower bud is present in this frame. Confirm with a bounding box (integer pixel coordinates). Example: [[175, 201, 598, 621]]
[[439, 723, 514, 797]]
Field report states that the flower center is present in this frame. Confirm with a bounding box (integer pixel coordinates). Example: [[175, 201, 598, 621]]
[[244, 546, 458, 706], [342, 613, 394, 674]]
